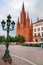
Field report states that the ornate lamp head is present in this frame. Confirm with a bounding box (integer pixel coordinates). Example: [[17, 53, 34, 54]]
[[1, 20, 5, 29], [7, 15, 11, 26], [11, 21, 15, 30], [7, 19, 11, 26], [7, 15, 11, 20]]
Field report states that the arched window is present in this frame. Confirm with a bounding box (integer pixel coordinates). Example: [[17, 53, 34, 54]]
[[36, 38, 38, 42]]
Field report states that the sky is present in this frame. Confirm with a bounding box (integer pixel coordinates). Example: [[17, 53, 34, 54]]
[[0, 0, 43, 37]]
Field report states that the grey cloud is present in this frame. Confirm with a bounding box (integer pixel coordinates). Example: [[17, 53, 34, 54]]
[[33, 0, 43, 18]]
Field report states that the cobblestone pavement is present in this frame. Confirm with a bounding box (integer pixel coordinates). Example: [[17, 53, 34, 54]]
[[0, 44, 43, 65], [0, 52, 31, 65], [0, 58, 31, 65]]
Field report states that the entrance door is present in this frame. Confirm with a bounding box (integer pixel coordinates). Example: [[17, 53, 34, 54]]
[[36, 38, 38, 42]]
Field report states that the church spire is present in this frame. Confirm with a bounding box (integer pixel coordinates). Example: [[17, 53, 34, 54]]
[[17, 17, 20, 26], [22, 2, 25, 11], [30, 19, 33, 28], [37, 16, 39, 21], [27, 12, 30, 20], [18, 17, 19, 22], [27, 12, 29, 19], [31, 19, 32, 25]]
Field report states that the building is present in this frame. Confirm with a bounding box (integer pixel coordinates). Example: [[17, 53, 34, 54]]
[[16, 3, 33, 42], [16, 3, 43, 42], [33, 18, 43, 42]]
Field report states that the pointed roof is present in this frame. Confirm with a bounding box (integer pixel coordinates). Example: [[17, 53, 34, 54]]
[[37, 16, 39, 21], [22, 2, 25, 11], [31, 19, 32, 24], [18, 17, 19, 22], [17, 17, 20, 26], [27, 12, 29, 19], [18, 21, 19, 24], [17, 21, 20, 27], [31, 19, 33, 26]]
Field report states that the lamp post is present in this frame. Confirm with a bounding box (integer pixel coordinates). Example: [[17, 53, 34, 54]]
[[1, 15, 15, 64]]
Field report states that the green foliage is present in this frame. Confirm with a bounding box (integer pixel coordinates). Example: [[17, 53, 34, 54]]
[[0, 35, 25, 44], [11, 37, 15, 42], [22, 43, 41, 47], [15, 35, 25, 43], [0, 36, 5, 43], [5, 35, 12, 42], [14, 36, 18, 42]]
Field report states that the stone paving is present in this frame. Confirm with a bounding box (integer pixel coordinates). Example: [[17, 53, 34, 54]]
[[0, 45, 31, 65], [0, 58, 31, 65], [0, 44, 43, 65]]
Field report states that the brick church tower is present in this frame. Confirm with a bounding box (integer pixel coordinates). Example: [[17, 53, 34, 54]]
[[16, 3, 33, 42]]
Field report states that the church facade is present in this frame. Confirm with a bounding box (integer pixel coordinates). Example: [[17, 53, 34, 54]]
[[16, 3, 33, 42]]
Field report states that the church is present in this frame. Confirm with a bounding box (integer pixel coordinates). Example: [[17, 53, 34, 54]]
[[16, 3, 33, 42]]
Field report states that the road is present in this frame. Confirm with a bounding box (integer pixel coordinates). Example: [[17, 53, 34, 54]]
[[0, 44, 43, 65]]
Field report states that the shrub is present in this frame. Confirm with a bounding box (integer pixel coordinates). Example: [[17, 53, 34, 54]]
[[22, 43, 41, 47]]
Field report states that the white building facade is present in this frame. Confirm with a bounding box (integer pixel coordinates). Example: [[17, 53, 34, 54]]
[[33, 19, 43, 42]]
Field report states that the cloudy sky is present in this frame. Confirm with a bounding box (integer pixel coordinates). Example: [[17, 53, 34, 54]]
[[0, 0, 43, 37]]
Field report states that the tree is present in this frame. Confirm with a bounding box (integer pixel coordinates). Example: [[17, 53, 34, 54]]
[[0, 35, 25, 44], [14, 36, 18, 42], [0, 36, 5, 43], [18, 35, 25, 43], [15, 35, 25, 43], [11, 37, 15, 42], [5, 35, 12, 42]]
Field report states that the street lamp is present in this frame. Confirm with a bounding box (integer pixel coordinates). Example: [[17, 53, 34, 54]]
[[1, 15, 15, 64], [11, 21, 15, 30], [1, 20, 6, 30]]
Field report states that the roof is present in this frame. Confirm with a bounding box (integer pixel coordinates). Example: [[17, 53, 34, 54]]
[[33, 19, 43, 24]]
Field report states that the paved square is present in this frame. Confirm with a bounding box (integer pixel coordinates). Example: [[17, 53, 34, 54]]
[[0, 44, 43, 65]]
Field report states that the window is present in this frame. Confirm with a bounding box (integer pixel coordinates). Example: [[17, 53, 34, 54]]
[[41, 27, 43, 31], [35, 38, 38, 42], [38, 33, 40, 36], [38, 28, 40, 31], [34, 33, 36, 37], [42, 32, 43, 36], [34, 29, 36, 32]]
